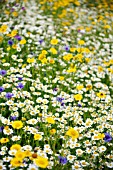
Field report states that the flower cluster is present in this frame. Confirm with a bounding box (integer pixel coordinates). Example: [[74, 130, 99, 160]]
[[0, 0, 113, 170]]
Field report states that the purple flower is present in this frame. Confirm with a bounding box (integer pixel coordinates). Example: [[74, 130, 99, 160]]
[[39, 39, 44, 44], [17, 82, 24, 89], [5, 92, 14, 99], [78, 103, 82, 107], [8, 40, 14, 46], [22, 7, 25, 10], [18, 77, 23, 81], [64, 45, 70, 51], [58, 156, 67, 164], [104, 133, 112, 142], [14, 35, 22, 41], [0, 70, 7, 76], [0, 126, 4, 132], [10, 116, 17, 121], [11, 8, 15, 12], [56, 97, 64, 103], [53, 88, 57, 92], [0, 86, 4, 93], [61, 102, 65, 106]]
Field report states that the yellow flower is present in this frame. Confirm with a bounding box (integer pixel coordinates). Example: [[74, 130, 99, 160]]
[[27, 58, 35, 63], [15, 151, 26, 160], [49, 59, 55, 64], [85, 58, 91, 63], [34, 134, 42, 140], [50, 39, 58, 45], [12, 11, 18, 17], [50, 47, 57, 54], [76, 84, 84, 90], [70, 47, 76, 52], [10, 144, 21, 151], [0, 36, 3, 42], [97, 92, 106, 98], [67, 67, 76, 73], [20, 39, 26, 45], [41, 58, 48, 64], [34, 156, 49, 168], [104, 25, 110, 29], [12, 121, 23, 129], [97, 133, 105, 139], [50, 129, 56, 135], [24, 150, 32, 157], [7, 46, 11, 51], [46, 117, 55, 124], [74, 94, 83, 101], [0, 138, 9, 144], [63, 54, 73, 61], [59, 76, 64, 81], [42, 50, 48, 55], [78, 40, 85, 45], [76, 53, 84, 62], [86, 84, 92, 91], [0, 25, 8, 33], [66, 128, 79, 139], [98, 66, 103, 72], [10, 157, 22, 167], [12, 44, 17, 49], [38, 53, 46, 60], [11, 30, 18, 37]]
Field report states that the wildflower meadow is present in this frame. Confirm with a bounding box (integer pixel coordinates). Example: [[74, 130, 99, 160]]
[[0, 0, 113, 169]]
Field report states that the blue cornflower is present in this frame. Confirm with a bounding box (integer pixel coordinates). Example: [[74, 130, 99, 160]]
[[5, 92, 14, 99], [15, 35, 22, 41], [56, 97, 64, 103], [58, 156, 67, 165], [17, 82, 24, 89], [64, 45, 70, 51], [61, 102, 65, 106], [8, 40, 14, 46], [104, 133, 112, 142], [0, 86, 4, 93], [0, 126, 4, 132], [0, 70, 7, 76], [10, 116, 17, 121], [39, 39, 44, 44], [18, 77, 23, 81], [78, 103, 82, 107]]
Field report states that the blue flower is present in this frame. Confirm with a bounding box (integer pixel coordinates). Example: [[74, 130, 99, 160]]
[[56, 97, 64, 103], [14, 35, 22, 41], [10, 116, 17, 121], [8, 40, 14, 46], [5, 92, 14, 99], [39, 39, 44, 44], [17, 83, 24, 89], [0, 70, 7, 76], [0, 126, 4, 132], [58, 156, 67, 164], [78, 103, 82, 107], [64, 45, 70, 51], [104, 133, 112, 142], [18, 77, 23, 81], [0, 86, 4, 93]]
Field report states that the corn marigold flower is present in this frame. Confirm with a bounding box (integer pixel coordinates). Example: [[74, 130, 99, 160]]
[[74, 94, 83, 101], [34, 156, 49, 168], [0, 138, 9, 144], [46, 117, 55, 124], [66, 128, 79, 139], [12, 121, 23, 129], [10, 144, 21, 151], [34, 134, 42, 140]]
